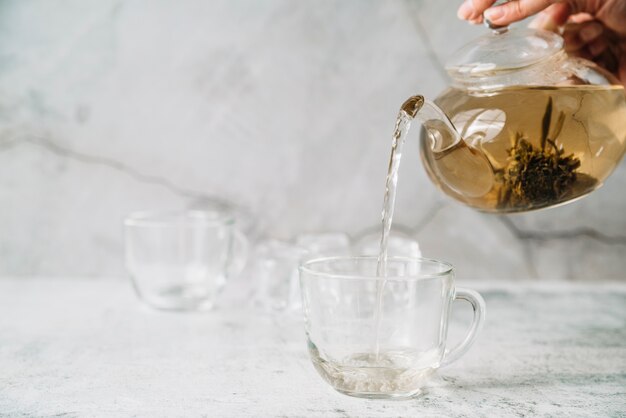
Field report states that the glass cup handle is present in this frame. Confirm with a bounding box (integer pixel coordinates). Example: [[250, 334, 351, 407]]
[[227, 229, 249, 278], [441, 287, 486, 367]]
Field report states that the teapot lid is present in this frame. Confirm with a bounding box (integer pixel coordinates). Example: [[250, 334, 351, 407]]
[[446, 28, 563, 79]]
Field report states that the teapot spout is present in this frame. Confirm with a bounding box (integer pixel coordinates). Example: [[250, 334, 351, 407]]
[[400, 95, 425, 118], [400, 95, 461, 153], [400, 95, 495, 199]]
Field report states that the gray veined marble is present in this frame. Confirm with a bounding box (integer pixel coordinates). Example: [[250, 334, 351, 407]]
[[0, 1, 625, 279]]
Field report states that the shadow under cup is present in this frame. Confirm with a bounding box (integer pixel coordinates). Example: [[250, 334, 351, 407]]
[[299, 256, 485, 399]]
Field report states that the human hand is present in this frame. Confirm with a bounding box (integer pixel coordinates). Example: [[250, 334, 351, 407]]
[[457, 0, 626, 86]]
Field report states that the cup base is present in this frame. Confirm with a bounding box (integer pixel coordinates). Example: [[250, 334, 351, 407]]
[[141, 299, 216, 312], [135, 284, 218, 312], [310, 346, 438, 400], [335, 388, 424, 400]]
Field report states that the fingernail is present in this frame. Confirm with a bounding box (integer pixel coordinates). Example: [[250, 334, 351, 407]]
[[457, 0, 472, 20], [484, 7, 504, 21], [459, 2, 481, 21], [580, 24, 602, 42]]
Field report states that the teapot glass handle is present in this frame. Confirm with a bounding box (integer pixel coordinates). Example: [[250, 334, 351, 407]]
[[441, 287, 486, 367]]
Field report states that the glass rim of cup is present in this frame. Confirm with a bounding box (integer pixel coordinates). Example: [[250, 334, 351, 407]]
[[299, 255, 454, 280], [124, 209, 235, 228]]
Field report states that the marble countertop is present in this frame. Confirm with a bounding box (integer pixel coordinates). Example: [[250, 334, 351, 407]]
[[1, 278, 625, 417]]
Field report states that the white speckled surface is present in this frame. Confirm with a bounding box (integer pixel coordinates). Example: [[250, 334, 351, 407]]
[[2, 278, 625, 417]]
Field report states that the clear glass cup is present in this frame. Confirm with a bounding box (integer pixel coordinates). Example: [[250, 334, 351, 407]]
[[253, 240, 308, 312], [299, 256, 485, 399], [252, 233, 352, 313], [124, 210, 247, 311]]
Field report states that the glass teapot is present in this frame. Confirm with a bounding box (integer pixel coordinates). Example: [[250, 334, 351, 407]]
[[408, 20, 626, 213]]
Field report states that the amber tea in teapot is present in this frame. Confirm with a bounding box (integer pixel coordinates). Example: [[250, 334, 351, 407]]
[[398, 26, 626, 213], [421, 84, 626, 212]]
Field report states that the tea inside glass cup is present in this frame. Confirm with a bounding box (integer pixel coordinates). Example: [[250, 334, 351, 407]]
[[299, 256, 485, 399]]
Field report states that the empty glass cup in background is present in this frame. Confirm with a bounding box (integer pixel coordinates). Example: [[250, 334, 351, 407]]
[[253, 233, 352, 312], [299, 256, 485, 399], [124, 210, 247, 311], [253, 240, 308, 312]]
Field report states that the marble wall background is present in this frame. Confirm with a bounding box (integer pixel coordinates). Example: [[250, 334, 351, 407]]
[[1, 0, 624, 280]]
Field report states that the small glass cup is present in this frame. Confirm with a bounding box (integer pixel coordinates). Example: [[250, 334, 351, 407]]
[[124, 210, 247, 311], [253, 240, 308, 312], [299, 256, 485, 399], [252, 233, 353, 313]]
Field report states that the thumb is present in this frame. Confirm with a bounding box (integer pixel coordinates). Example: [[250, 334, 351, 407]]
[[485, 0, 559, 26], [528, 3, 571, 31]]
